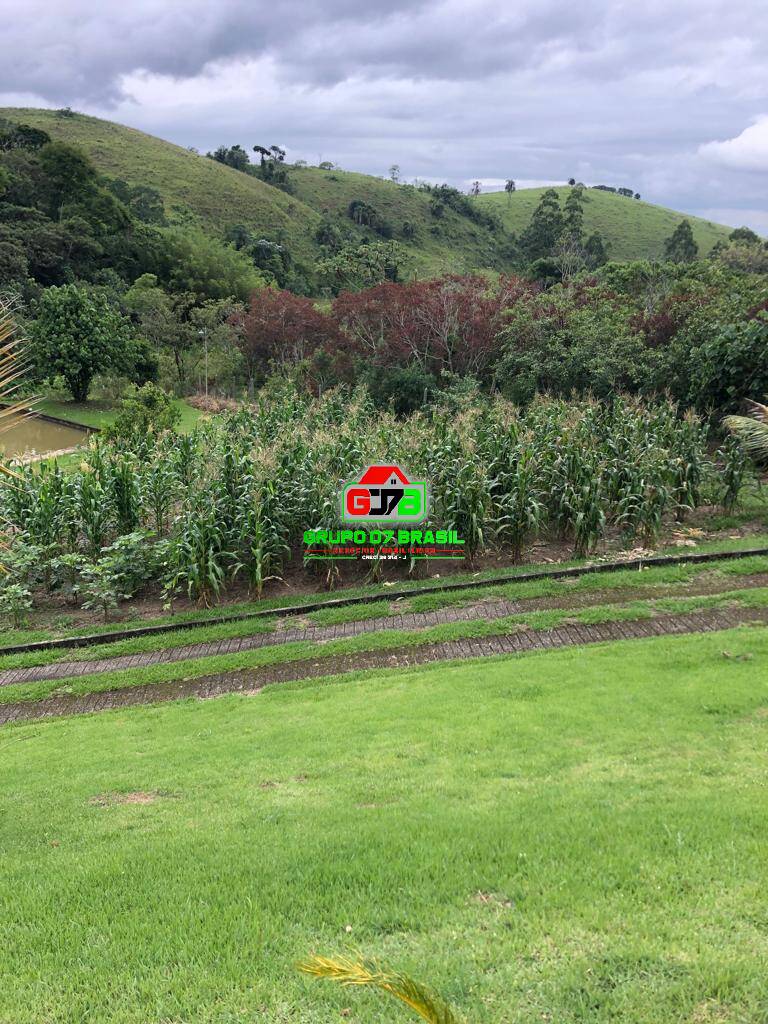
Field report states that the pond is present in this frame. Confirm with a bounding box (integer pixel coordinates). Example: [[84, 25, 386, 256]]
[[0, 413, 89, 458]]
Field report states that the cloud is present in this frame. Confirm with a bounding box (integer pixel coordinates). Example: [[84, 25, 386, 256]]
[[1, 0, 768, 232], [700, 117, 768, 172]]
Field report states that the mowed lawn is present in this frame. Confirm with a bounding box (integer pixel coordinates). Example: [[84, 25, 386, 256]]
[[2, 630, 768, 1023]]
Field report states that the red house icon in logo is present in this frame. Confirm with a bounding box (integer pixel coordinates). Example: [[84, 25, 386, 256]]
[[357, 466, 410, 487], [341, 464, 428, 523]]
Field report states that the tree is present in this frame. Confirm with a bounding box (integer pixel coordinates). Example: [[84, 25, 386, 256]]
[[31, 284, 133, 402], [156, 227, 265, 301], [470, 181, 481, 197], [105, 382, 181, 442], [252, 144, 291, 189], [0, 122, 51, 152], [333, 274, 532, 383], [505, 179, 516, 201], [692, 315, 768, 412], [584, 232, 609, 269], [207, 144, 250, 172], [568, 177, 576, 186], [39, 142, 97, 219], [124, 274, 237, 394], [389, 164, 401, 183], [562, 188, 585, 243], [729, 226, 761, 245], [518, 189, 563, 263], [316, 240, 409, 293], [229, 289, 342, 394], [664, 220, 698, 263]]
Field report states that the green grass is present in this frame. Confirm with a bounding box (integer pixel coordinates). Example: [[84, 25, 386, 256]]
[[0, 615, 278, 672], [3, 552, 768, 672], [290, 165, 504, 276], [2, 628, 768, 1022], [33, 396, 201, 433], [2, 533, 767, 650], [2, 586, 766, 705], [475, 186, 734, 260]]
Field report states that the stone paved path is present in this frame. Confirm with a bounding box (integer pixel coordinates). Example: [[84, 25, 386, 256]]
[[2, 605, 766, 725], [2, 572, 766, 689]]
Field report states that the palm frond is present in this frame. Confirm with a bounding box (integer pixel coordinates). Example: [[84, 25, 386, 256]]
[[744, 399, 768, 423], [723, 414, 768, 461], [298, 954, 462, 1024], [0, 300, 32, 480]]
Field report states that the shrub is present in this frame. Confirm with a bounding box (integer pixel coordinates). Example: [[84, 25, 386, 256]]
[[104, 383, 181, 443]]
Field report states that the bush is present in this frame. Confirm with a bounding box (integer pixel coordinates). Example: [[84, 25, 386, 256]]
[[104, 383, 181, 443]]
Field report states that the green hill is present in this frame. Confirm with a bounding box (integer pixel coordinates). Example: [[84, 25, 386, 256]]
[[0, 108, 738, 276], [0, 107, 323, 265], [0, 108, 505, 278], [475, 186, 733, 260], [289, 166, 504, 275]]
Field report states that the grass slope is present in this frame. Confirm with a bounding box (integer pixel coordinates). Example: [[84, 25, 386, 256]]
[[475, 186, 734, 261], [0, 107, 323, 264], [1, 109, 736, 275], [1, 629, 768, 1022], [290, 165, 505, 276]]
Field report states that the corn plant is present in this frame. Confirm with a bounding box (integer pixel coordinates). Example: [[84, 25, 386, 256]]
[[717, 433, 750, 511], [0, 386, 717, 603], [167, 499, 233, 606], [493, 446, 544, 562]]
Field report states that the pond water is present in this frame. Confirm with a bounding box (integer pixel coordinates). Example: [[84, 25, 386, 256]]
[[0, 413, 89, 458]]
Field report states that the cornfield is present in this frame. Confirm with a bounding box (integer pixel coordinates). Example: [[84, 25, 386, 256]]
[[0, 386, 736, 607]]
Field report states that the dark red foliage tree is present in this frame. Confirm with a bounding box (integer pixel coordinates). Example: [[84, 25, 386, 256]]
[[333, 275, 535, 382], [230, 289, 344, 393]]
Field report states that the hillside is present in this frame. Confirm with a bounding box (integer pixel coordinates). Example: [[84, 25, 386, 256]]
[[475, 186, 733, 260], [289, 166, 504, 275], [0, 108, 505, 278], [0, 107, 323, 266], [0, 108, 738, 276]]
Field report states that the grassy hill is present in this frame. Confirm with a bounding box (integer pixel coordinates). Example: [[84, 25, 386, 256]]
[[1, 108, 738, 275], [289, 165, 505, 275], [0, 107, 324, 265], [0, 108, 504, 278], [475, 185, 733, 260]]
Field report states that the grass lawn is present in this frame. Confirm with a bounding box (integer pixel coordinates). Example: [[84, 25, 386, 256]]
[[34, 396, 202, 434], [2, 628, 768, 1022]]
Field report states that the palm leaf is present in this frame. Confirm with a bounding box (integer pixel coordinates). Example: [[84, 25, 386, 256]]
[[723, 414, 768, 462], [0, 300, 33, 479], [298, 954, 462, 1024]]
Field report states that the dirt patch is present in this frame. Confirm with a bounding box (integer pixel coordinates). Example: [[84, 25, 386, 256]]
[[89, 790, 164, 806], [690, 1000, 731, 1023]]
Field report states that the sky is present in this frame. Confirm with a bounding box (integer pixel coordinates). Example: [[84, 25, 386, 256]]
[[1, 0, 767, 233]]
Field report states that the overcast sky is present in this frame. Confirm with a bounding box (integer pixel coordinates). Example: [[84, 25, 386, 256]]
[[2, 0, 767, 233]]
